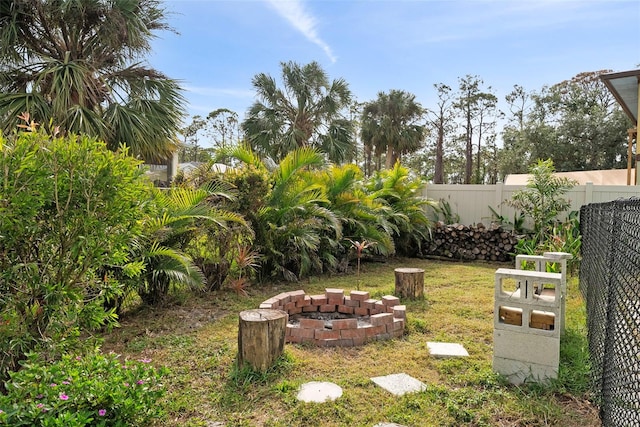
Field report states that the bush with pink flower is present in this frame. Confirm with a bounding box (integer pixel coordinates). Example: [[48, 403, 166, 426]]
[[0, 351, 167, 426]]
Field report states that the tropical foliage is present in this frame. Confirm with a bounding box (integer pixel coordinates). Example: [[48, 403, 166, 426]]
[[361, 89, 426, 171], [242, 61, 355, 163], [0, 0, 184, 162], [221, 146, 434, 282], [0, 126, 152, 382], [506, 159, 577, 246]]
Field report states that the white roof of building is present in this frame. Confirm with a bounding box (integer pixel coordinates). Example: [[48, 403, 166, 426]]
[[504, 169, 630, 186]]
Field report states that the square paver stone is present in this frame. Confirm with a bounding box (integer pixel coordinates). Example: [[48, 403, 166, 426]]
[[370, 373, 426, 396], [427, 342, 469, 358]]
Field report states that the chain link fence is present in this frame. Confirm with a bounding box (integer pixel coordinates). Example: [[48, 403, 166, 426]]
[[580, 199, 640, 426]]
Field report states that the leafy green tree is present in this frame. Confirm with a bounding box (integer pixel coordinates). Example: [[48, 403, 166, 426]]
[[317, 164, 395, 261], [255, 148, 341, 281], [506, 159, 576, 245], [500, 85, 533, 177], [427, 83, 456, 184], [131, 185, 247, 306], [454, 75, 498, 184], [360, 89, 426, 170], [207, 108, 240, 150], [242, 61, 355, 163], [365, 163, 436, 256], [0, 127, 152, 382], [500, 71, 631, 175], [0, 0, 185, 162]]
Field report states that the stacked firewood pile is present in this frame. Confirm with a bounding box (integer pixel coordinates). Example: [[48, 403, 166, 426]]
[[423, 222, 520, 262]]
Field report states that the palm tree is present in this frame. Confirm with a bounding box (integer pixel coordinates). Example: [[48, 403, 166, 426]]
[[242, 61, 355, 164], [360, 90, 426, 170], [365, 163, 436, 256], [0, 0, 185, 162]]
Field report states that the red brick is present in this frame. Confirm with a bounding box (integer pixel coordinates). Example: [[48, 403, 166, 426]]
[[344, 296, 360, 307], [319, 304, 337, 313], [327, 297, 344, 306], [296, 296, 312, 307], [340, 327, 366, 339], [288, 306, 302, 315], [315, 329, 340, 340], [350, 290, 370, 301], [317, 339, 340, 347], [302, 305, 319, 312], [393, 318, 405, 331], [365, 325, 386, 337], [392, 329, 404, 338], [310, 295, 328, 305], [325, 288, 345, 299], [286, 335, 301, 343], [369, 308, 381, 315], [299, 318, 325, 329], [352, 336, 366, 346], [371, 312, 394, 326], [288, 289, 306, 302], [393, 305, 406, 319], [375, 301, 386, 312], [363, 299, 378, 309], [259, 302, 276, 309], [290, 327, 315, 339], [338, 339, 354, 347], [274, 292, 291, 304], [332, 318, 358, 330], [382, 295, 400, 307], [354, 307, 369, 316], [337, 305, 354, 314]]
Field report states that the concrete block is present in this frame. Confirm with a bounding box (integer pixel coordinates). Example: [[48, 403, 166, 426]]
[[493, 356, 558, 385], [493, 329, 559, 366]]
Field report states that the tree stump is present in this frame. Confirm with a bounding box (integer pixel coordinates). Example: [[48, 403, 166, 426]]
[[238, 309, 288, 372], [394, 267, 425, 299]]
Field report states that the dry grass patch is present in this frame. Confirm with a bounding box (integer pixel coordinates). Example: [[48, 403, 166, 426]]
[[101, 257, 599, 427]]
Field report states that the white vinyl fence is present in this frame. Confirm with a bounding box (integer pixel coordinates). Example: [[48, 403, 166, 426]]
[[421, 183, 640, 226]]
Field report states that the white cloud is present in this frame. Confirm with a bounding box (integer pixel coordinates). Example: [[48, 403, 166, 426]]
[[266, 0, 337, 63]]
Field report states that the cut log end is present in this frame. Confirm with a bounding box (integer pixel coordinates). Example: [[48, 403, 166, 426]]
[[238, 309, 288, 372], [394, 267, 425, 300]]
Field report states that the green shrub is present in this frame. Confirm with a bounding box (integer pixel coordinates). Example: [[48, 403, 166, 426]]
[[0, 351, 167, 426], [0, 128, 152, 380]]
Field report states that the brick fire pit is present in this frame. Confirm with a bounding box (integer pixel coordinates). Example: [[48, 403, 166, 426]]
[[259, 288, 406, 347]]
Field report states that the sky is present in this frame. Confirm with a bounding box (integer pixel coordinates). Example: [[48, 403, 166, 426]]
[[148, 0, 640, 144]]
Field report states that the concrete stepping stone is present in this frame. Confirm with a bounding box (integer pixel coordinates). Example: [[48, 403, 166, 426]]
[[297, 381, 343, 402], [427, 341, 469, 358], [373, 423, 408, 427], [370, 373, 426, 396]]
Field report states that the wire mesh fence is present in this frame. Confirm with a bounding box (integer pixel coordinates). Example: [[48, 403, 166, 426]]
[[580, 199, 640, 426]]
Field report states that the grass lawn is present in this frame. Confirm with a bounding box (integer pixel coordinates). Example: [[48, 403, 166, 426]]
[[101, 257, 599, 427]]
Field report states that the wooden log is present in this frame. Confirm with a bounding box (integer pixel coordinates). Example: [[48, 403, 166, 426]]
[[238, 309, 288, 372], [394, 267, 425, 299]]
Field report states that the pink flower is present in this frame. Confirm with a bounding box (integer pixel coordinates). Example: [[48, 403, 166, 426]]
[[137, 380, 144, 385], [123, 382, 129, 387], [98, 409, 106, 416], [37, 403, 44, 409], [59, 393, 69, 401], [49, 383, 57, 387], [139, 358, 151, 363], [75, 356, 82, 361], [62, 381, 70, 385]]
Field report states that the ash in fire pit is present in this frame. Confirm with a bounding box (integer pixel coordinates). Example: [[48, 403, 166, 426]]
[[259, 288, 406, 347]]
